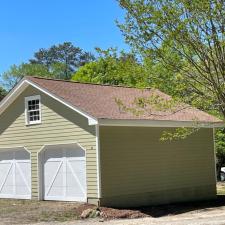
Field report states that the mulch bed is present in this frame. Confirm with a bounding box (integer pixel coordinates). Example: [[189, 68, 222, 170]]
[[76, 195, 225, 220], [99, 207, 147, 219], [76, 204, 147, 219]]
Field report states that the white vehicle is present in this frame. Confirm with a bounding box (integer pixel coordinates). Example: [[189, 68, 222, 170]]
[[221, 167, 225, 181]]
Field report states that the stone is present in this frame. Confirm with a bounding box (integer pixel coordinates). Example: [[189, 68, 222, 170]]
[[81, 208, 93, 219]]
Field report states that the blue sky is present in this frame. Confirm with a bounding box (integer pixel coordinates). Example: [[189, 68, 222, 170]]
[[0, 0, 128, 77]]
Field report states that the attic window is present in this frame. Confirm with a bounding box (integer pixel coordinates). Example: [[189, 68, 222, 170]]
[[25, 95, 41, 125]]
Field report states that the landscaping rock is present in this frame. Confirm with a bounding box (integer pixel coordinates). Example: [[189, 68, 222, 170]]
[[96, 210, 101, 217], [81, 207, 102, 219], [81, 208, 93, 219], [89, 208, 101, 218]]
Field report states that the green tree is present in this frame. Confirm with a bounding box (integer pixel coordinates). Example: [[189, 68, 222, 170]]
[[118, 0, 225, 178], [30, 42, 95, 80], [2, 42, 95, 90], [73, 48, 189, 97], [73, 48, 147, 87], [0, 86, 6, 101], [2, 63, 52, 90], [118, 0, 225, 117]]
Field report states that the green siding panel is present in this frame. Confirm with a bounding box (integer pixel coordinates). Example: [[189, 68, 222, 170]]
[[0, 86, 98, 199], [100, 126, 216, 207]]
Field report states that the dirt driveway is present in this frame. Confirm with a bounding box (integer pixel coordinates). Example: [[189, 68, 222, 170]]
[[59, 211, 225, 225], [1, 197, 225, 225], [0, 183, 225, 225], [35, 203, 225, 225], [0, 199, 81, 224]]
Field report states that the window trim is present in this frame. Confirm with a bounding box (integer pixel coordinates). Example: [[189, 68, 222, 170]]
[[25, 95, 42, 125]]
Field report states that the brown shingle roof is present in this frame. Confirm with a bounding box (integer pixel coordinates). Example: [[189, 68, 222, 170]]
[[27, 76, 221, 123]]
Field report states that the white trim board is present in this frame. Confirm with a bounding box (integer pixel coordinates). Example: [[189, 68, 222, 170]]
[[0, 80, 29, 115], [98, 119, 224, 128], [0, 78, 98, 126], [95, 124, 101, 199], [25, 95, 42, 125]]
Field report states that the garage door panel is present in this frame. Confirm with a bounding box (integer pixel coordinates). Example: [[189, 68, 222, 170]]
[[15, 162, 31, 195], [1, 164, 13, 195], [0, 163, 12, 180], [68, 160, 86, 191], [0, 149, 31, 199], [44, 161, 63, 186], [46, 162, 64, 197], [15, 150, 29, 160], [44, 149, 63, 161], [0, 152, 13, 161], [66, 148, 85, 158], [43, 144, 86, 201], [17, 162, 31, 181], [66, 187, 84, 197], [66, 164, 85, 196], [69, 160, 86, 174]]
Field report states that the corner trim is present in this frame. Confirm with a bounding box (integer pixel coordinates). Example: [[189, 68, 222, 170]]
[[95, 124, 102, 198]]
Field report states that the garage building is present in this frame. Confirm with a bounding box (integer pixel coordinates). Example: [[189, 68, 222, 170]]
[[0, 76, 223, 207]]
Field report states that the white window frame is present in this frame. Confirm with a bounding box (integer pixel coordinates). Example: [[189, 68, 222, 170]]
[[25, 95, 41, 125]]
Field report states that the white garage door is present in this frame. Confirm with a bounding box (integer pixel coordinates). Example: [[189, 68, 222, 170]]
[[43, 144, 86, 201], [0, 148, 31, 199]]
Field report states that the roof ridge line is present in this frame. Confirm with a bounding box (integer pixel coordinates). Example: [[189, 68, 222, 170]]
[[26, 76, 152, 90]]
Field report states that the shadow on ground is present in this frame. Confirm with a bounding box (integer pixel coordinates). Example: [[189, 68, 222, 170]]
[[98, 195, 225, 219], [133, 195, 225, 218]]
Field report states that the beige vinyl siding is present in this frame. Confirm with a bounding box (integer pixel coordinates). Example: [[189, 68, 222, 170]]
[[100, 126, 216, 207], [0, 86, 98, 199]]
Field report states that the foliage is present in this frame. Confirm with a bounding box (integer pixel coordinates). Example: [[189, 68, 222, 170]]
[[2, 63, 52, 90], [73, 48, 189, 97], [144, 56, 189, 98], [2, 42, 95, 90], [30, 42, 95, 80], [118, 0, 225, 117], [115, 91, 188, 116], [0, 86, 7, 101], [73, 48, 148, 87], [118, 0, 225, 175], [160, 127, 200, 141], [215, 128, 225, 179]]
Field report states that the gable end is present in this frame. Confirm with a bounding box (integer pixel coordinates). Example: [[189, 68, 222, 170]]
[[0, 79, 98, 125]]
